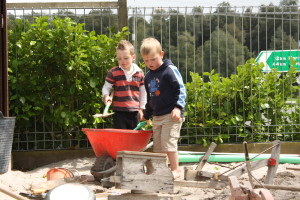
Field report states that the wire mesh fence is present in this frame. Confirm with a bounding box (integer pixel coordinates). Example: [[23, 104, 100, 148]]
[[7, 4, 300, 151]]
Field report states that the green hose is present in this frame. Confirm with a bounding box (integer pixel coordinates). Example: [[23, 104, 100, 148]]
[[178, 154, 300, 164]]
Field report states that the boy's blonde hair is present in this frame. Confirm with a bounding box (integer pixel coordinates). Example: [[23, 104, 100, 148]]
[[116, 40, 135, 55], [140, 37, 162, 56]]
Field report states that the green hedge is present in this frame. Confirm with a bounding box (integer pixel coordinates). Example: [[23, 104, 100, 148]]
[[185, 58, 300, 145], [8, 16, 129, 133]]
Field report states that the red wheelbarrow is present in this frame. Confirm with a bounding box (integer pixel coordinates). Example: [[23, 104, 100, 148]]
[[82, 128, 153, 183]]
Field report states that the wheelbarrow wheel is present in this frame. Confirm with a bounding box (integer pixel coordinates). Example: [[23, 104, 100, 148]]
[[90, 155, 116, 181]]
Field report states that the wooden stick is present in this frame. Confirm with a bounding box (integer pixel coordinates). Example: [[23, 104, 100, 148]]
[[196, 142, 217, 171], [286, 167, 300, 171], [265, 140, 280, 184], [254, 184, 300, 192], [243, 141, 254, 188], [0, 186, 29, 200]]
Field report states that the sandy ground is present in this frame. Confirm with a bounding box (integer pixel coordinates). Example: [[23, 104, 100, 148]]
[[0, 157, 300, 200]]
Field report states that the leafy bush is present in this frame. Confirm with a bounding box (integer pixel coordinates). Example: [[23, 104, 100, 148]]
[[8, 17, 129, 134], [185, 58, 300, 145]]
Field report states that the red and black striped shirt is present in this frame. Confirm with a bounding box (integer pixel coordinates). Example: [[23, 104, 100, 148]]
[[105, 66, 144, 112]]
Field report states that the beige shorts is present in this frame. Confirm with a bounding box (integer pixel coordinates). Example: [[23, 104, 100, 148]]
[[152, 114, 184, 152]]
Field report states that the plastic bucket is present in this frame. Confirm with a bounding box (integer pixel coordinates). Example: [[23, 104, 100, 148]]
[[0, 112, 16, 174], [46, 168, 77, 181], [46, 183, 95, 200]]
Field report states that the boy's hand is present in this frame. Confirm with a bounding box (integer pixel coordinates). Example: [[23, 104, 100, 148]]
[[171, 107, 181, 121], [146, 120, 151, 125], [138, 109, 144, 121], [103, 94, 112, 105]]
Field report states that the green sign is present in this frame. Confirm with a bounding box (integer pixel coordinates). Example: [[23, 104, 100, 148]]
[[255, 50, 300, 72]]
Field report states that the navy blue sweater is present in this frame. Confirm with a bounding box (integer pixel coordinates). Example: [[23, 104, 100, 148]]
[[144, 60, 186, 119]]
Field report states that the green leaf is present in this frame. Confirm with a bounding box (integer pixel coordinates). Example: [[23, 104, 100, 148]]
[[30, 41, 36, 46], [61, 112, 67, 118], [20, 97, 25, 104], [89, 79, 96, 88]]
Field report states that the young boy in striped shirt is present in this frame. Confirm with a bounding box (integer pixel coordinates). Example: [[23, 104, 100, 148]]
[[102, 40, 146, 129]]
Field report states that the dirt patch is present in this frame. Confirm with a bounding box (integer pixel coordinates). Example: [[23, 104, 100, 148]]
[[0, 158, 299, 199]]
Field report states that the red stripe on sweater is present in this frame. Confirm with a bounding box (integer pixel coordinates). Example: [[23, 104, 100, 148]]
[[114, 90, 140, 97], [114, 101, 139, 109], [114, 80, 142, 87]]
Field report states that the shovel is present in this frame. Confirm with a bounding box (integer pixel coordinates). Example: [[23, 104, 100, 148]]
[[93, 92, 114, 118]]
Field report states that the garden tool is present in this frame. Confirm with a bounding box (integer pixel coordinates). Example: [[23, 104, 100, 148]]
[[93, 92, 114, 118], [134, 121, 154, 151], [133, 121, 147, 130]]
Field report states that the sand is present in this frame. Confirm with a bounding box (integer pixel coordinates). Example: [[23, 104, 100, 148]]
[[0, 157, 299, 200]]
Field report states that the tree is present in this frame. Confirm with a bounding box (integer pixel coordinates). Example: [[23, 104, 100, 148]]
[[79, 9, 118, 35], [202, 29, 250, 77], [168, 31, 196, 82], [269, 26, 299, 50], [279, 0, 299, 6]]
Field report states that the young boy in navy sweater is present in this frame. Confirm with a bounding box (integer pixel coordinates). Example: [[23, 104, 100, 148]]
[[140, 38, 186, 179]]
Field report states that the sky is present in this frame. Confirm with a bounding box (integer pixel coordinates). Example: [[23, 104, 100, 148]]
[[6, 0, 284, 7]]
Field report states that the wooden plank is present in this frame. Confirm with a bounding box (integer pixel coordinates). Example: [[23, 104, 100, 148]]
[[265, 140, 280, 184], [117, 151, 167, 158], [175, 180, 227, 189], [196, 142, 217, 171], [225, 159, 269, 178]]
